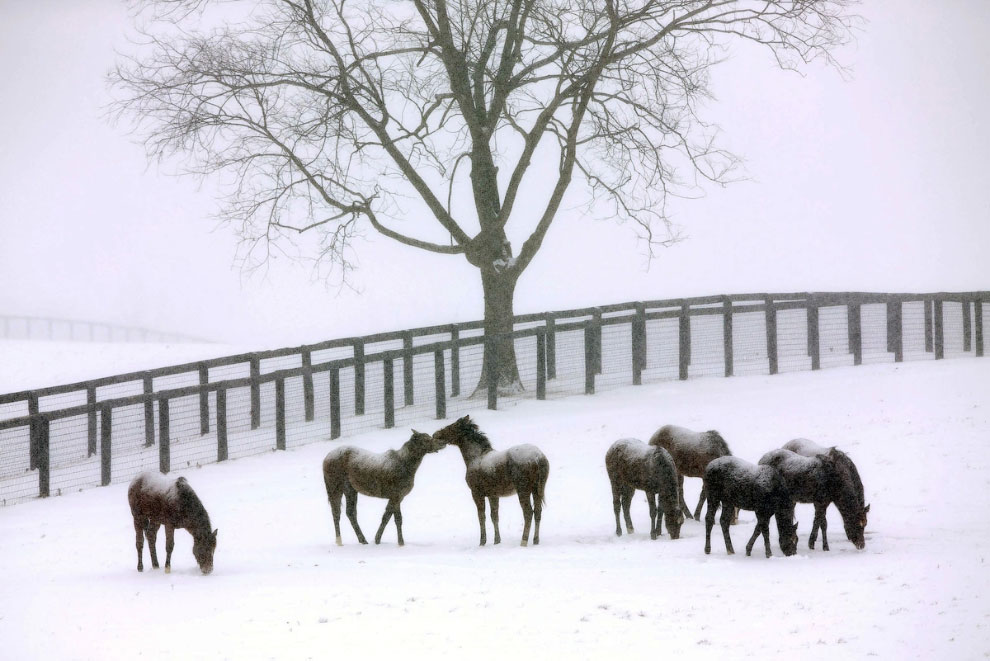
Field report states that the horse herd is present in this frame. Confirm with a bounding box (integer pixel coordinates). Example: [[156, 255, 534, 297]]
[[127, 415, 869, 574]]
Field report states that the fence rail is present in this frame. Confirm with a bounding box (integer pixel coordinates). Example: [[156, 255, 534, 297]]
[[0, 314, 211, 344], [1, 290, 985, 505]]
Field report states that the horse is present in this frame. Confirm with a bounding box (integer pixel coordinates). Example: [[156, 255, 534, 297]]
[[649, 424, 735, 521], [605, 438, 684, 540], [783, 438, 869, 531], [128, 472, 217, 574], [322, 430, 445, 547], [763, 446, 867, 550], [703, 456, 799, 558], [432, 416, 549, 547]]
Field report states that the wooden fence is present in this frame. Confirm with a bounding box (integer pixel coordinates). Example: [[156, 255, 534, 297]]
[[0, 290, 985, 505]]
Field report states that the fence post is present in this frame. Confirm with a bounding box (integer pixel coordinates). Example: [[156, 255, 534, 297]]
[[353, 340, 366, 416], [384, 358, 395, 428], [592, 308, 603, 374], [249, 356, 261, 430], [302, 349, 315, 422], [216, 387, 228, 462], [434, 350, 446, 420], [100, 405, 112, 486], [450, 326, 461, 398], [545, 314, 557, 380], [143, 374, 155, 447], [807, 296, 820, 371], [486, 336, 498, 410], [329, 368, 341, 440], [198, 363, 210, 435], [28, 393, 39, 471], [976, 299, 984, 358], [924, 298, 934, 353], [87, 385, 97, 457], [847, 302, 862, 366], [158, 398, 170, 474], [765, 296, 779, 375], [403, 332, 415, 406], [934, 297, 944, 360], [32, 416, 50, 498], [887, 298, 903, 362], [536, 329, 547, 401], [275, 377, 286, 451], [962, 299, 972, 352], [631, 303, 646, 385], [723, 297, 734, 377], [584, 325, 596, 395], [678, 303, 690, 380]]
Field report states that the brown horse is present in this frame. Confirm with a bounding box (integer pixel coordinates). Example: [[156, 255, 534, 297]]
[[432, 416, 549, 547], [322, 430, 445, 547], [605, 438, 683, 540], [649, 424, 735, 521], [783, 438, 869, 532], [128, 472, 217, 574]]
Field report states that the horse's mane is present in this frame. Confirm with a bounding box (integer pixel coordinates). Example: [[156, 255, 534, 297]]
[[827, 447, 865, 506], [175, 478, 212, 532], [704, 430, 731, 456], [457, 417, 494, 451]]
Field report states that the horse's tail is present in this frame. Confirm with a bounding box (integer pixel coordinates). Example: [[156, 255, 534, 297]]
[[535, 456, 550, 507]]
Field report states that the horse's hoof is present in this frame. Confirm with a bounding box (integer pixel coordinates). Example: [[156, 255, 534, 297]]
[[137, 566, 143, 572], [704, 547, 710, 555], [335, 537, 343, 547], [165, 566, 171, 574], [520, 540, 528, 547], [398, 541, 404, 547]]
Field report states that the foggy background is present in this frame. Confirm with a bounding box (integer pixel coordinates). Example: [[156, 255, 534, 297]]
[[1, 0, 987, 347]]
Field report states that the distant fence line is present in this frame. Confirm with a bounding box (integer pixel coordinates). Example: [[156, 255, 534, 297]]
[[0, 290, 985, 505], [0, 314, 211, 344]]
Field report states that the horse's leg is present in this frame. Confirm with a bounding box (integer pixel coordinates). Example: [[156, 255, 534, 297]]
[[677, 473, 692, 520], [374, 501, 394, 545], [133, 517, 145, 572], [816, 503, 830, 551], [392, 500, 405, 547], [344, 483, 368, 544], [621, 487, 634, 534], [329, 490, 343, 546], [611, 481, 623, 537], [489, 497, 501, 545], [532, 488, 542, 546], [648, 492, 658, 540], [744, 517, 764, 557], [518, 492, 534, 547], [473, 491, 487, 546], [164, 524, 175, 574], [720, 504, 736, 555], [145, 523, 160, 570], [693, 482, 707, 521], [704, 494, 718, 554]]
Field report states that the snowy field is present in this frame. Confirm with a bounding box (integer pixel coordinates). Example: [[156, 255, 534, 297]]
[[1, 356, 988, 660]]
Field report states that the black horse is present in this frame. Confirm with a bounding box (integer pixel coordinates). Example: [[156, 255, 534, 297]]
[[128, 472, 217, 574], [703, 456, 798, 558], [783, 438, 869, 532], [761, 446, 866, 550], [322, 430, 446, 546], [432, 416, 550, 547], [605, 438, 683, 540], [649, 424, 735, 521]]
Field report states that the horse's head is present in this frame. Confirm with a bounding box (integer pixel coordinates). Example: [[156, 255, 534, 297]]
[[778, 519, 799, 557], [432, 416, 474, 448], [843, 506, 868, 549], [193, 529, 218, 575], [666, 510, 685, 540], [410, 429, 446, 453]]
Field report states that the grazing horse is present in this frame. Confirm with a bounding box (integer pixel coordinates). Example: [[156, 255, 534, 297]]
[[322, 430, 445, 547], [783, 438, 869, 531], [432, 416, 549, 547], [703, 456, 799, 558], [764, 446, 867, 550], [605, 438, 684, 540], [649, 424, 735, 521], [128, 472, 217, 574]]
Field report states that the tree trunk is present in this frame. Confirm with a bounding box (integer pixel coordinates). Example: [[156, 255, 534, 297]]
[[472, 268, 523, 397]]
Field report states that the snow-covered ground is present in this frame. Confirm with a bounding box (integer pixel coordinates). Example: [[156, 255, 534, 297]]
[[1, 356, 988, 660]]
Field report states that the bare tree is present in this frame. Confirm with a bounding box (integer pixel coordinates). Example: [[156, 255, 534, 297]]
[[111, 0, 857, 391]]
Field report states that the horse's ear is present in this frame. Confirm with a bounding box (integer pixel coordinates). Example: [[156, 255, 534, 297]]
[[213, 529, 218, 539], [864, 503, 871, 513], [412, 429, 420, 435]]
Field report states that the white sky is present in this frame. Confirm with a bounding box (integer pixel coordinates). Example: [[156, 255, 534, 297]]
[[0, 0, 988, 346]]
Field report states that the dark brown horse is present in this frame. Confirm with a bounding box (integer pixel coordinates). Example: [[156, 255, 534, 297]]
[[703, 456, 799, 558], [783, 437, 869, 532], [649, 424, 735, 521], [322, 430, 445, 547], [762, 446, 867, 550], [605, 438, 683, 540], [128, 472, 217, 574], [432, 416, 549, 547]]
